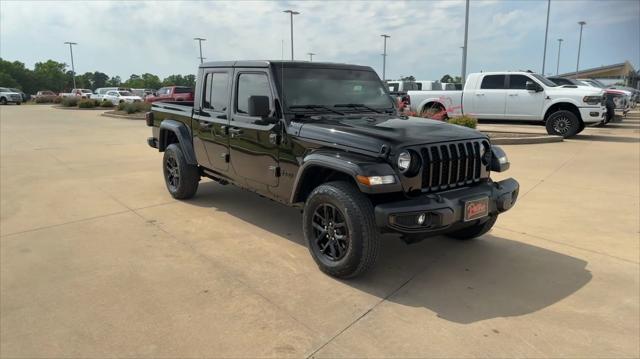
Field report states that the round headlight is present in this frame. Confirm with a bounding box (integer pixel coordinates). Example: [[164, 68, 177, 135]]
[[397, 151, 412, 172]]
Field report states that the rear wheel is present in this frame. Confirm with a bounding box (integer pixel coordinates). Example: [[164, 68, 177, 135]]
[[448, 215, 497, 240], [16, 102, 21, 105], [421, 103, 448, 120], [303, 181, 379, 278], [163, 143, 199, 199], [0, 97, 6, 105], [545, 110, 581, 138]]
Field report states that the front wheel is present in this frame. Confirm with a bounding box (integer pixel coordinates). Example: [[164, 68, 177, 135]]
[[0, 97, 7, 105], [545, 110, 581, 138], [448, 215, 497, 240], [303, 181, 380, 278], [16, 102, 21, 105], [163, 143, 200, 199]]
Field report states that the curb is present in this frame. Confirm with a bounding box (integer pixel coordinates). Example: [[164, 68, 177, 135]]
[[53, 106, 106, 111], [101, 112, 144, 120], [489, 134, 563, 145]]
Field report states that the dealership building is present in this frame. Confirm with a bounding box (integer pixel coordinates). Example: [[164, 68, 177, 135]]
[[560, 60, 638, 88]]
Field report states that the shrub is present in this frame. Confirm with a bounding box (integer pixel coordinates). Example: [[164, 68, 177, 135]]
[[78, 99, 95, 108], [93, 99, 102, 107], [447, 115, 477, 129], [117, 101, 127, 111], [100, 100, 114, 108], [61, 97, 78, 107], [124, 103, 137, 114], [118, 101, 151, 114], [53, 96, 62, 104], [35, 97, 53, 104]]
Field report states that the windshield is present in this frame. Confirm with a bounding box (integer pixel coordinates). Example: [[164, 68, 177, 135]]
[[118, 91, 134, 96], [532, 74, 557, 87], [275, 67, 395, 113]]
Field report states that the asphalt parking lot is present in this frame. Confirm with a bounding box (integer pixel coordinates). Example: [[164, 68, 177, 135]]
[[1, 105, 639, 358]]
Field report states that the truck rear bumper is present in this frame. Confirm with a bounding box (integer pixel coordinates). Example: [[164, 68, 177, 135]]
[[374, 178, 519, 235]]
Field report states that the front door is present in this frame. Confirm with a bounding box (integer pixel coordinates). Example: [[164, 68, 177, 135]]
[[228, 70, 279, 189], [505, 74, 545, 120], [192, 70, 231, 172], [472, 74, 506, 119]]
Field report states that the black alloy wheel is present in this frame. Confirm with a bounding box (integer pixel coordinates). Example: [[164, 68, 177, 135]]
[[164, 154, 180, 192], [311, 203, 350, 261]]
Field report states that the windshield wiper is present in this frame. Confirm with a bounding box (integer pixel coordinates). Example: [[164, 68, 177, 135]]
[[289, 105, 344, 116], [333, 103, 384, 114]]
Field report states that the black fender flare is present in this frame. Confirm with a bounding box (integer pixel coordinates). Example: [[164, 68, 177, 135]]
[[289, 150, 401, 203], [158, 120, 197, 165]]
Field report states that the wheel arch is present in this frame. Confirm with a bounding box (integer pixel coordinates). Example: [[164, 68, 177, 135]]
[[418, 99, 446, 114], [544, 101, 582, 123], [289, 151, 401, 204], [158, 120, 197, 165]]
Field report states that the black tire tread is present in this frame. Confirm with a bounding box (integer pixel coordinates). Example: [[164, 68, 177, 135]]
[[545, 110, 581, 138], [304, 181, 379, 278], [163, 143, 199, 199]]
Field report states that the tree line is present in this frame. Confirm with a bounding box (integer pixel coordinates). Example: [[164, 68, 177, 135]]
[[0, 58, 196, 94]]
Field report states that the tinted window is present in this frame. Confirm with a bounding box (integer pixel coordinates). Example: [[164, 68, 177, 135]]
[[174, 87, 192, 94], [203, 72, 229, 110], [508, 75, 531, 90], [480, 75, 506, 89], [236, 73, 271, 114], [415, 83, 423, 90], [388, 83, 399, 92]]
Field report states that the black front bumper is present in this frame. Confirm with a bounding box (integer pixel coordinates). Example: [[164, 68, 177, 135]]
[[374, 178, 519, 235]]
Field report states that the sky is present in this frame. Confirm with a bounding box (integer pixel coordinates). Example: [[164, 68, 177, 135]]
[[1, 0, 638, 81]]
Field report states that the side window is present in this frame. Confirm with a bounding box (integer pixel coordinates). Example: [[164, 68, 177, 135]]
[[235, 73, 271, 115], [203, 72, 229, 111], [480, 75, 506, 89], [508, 75, 531, 90]]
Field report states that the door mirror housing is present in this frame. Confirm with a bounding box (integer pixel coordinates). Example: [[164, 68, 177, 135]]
[[248, 95, 271, 118], [526, 81, 542, 92]]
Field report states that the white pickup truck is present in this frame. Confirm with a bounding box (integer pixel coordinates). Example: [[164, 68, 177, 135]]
[[408, 71, 606, 137]]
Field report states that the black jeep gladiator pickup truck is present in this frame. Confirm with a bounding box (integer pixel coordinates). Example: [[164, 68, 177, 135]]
[[146, 61, 519, 278]]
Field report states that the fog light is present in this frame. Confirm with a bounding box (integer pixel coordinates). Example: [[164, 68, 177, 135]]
[[417, 213, 426, 225], [590, 111, 599, 117]]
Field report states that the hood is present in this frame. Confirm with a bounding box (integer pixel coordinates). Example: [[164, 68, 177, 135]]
[[297, 115, 487, 154], [548, 86, 603, 97]]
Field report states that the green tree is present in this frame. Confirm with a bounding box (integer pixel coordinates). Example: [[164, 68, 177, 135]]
[[106, 76, 122, 87], [33, 60, 68, 92], [92, 72, 109, 88], [124, 74, 144, 88], [0, 59, 37, 93], [141, 73, 161, 89], [184, 74, 196, 88], [162, 74, 185, 86], [440, 74, 453, 83]]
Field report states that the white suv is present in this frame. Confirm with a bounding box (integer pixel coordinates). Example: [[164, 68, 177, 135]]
[[0, 87, 23, 105]]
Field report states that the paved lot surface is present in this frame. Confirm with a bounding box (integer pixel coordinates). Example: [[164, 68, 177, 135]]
[[1, 105, 639, 358]]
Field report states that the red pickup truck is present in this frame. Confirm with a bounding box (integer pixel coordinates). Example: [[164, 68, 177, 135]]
[[145, 86, 194, 103]]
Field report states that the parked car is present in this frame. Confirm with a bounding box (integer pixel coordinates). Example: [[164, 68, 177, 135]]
[[91, 87, 130, 101], [414, 80, 443, 91], [9, 88, 29, 102], [145, 86, 194, 103], [0, 87, 22, 105], [102, 90, 143, 105], [60, 88, 93, 99], [407, 71, 606, 137], [145, 60, 519, 278], [34, 90, 58, 102], [131, 88, 155, 100], [548, 77, 614, 125], [578, 79, 632, 116]]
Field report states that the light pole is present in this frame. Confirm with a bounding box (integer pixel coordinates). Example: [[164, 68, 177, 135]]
[[64, 41, 77, 89], [381, 34, 390, 81], [556, 38, 563, 75], [461, 0, 470, 85], [576, 21, 586, 77], [542, 0, 551, 74], [283, 10, 300, 60], [307, 52, 316, 61], [194, 37, 206, 64]]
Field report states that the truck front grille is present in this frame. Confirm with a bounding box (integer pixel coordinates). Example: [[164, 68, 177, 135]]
[[419, 140, 488, 192]]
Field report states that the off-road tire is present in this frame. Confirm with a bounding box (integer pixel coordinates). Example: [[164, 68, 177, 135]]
[[303, 181, 380, 278], [448, 214, 497, 240], [163, 143, 199, 199], [545, 110, 581, 138]]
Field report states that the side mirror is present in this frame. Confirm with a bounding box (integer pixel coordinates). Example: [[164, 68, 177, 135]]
[[248, 95, 270, 118], [526, 81, 541, 92]]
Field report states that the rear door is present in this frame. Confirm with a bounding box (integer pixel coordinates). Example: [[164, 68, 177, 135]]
[[472, 74, 506, 119], [228, 69, 279, 189], [505, 74, 545, 120], [192, 69, 231, 172]]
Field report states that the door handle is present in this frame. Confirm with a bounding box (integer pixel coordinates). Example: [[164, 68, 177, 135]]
[[199, 120, 212, 128], [217, 114, 227, 119], [508, 94, 518, 97], [476, 93, 485, 96]]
